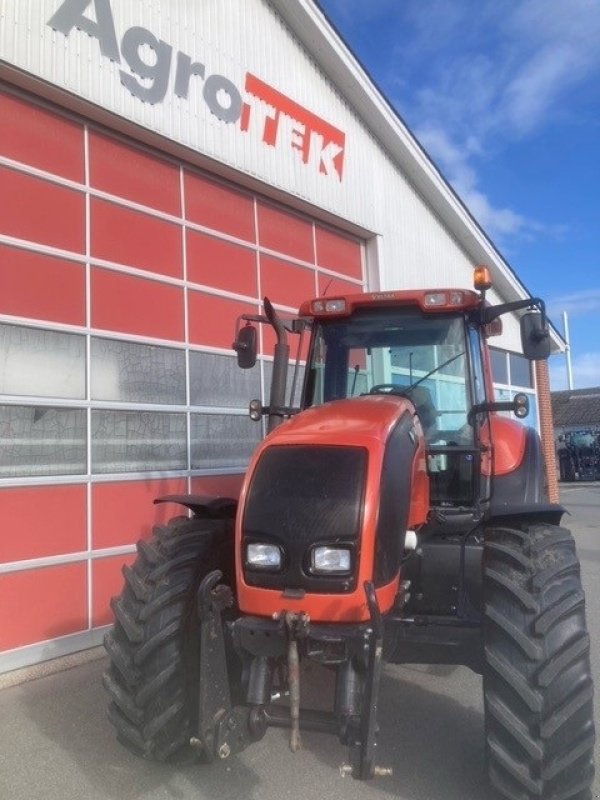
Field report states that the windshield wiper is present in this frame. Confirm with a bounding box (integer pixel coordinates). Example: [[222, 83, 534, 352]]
[[403, 351, 465, 393]]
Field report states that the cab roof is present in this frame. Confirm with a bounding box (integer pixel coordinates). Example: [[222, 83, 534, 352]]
[[298, 288, 482, 319]]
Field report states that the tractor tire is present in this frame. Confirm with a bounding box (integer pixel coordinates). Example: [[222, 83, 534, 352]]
[[483, 523, 595, 800], [103, 515, 236, 761]]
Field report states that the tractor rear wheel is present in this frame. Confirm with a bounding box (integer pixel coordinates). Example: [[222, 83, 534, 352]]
[[103, 515, 236, 761], [483, 523, 595, 800]]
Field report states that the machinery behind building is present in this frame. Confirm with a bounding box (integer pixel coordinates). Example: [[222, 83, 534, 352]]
[[557, 430, 600, 482], [103, 267, 595, 800]]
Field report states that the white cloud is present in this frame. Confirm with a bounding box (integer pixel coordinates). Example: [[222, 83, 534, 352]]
[[416, 124, 540, 239], [322, 0, 600, 243], [393, 0, 600, 241], [550, 351, 600, 391], [547, 289, 600, 319]]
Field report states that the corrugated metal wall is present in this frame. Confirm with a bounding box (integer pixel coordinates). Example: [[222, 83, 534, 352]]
[[1, 0, 503, 313]]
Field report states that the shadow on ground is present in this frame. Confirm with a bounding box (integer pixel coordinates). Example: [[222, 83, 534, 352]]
[[5, 655, 496, 800]]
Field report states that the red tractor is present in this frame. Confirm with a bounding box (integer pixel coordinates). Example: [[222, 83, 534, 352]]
[[104, 268, 595, 800]]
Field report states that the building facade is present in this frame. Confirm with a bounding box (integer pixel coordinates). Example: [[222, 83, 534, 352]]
[[0, 0, 561, 673]]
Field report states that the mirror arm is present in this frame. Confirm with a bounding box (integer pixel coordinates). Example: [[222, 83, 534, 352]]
[[483, 297, 546, 328], [469, 393, 530, 424]]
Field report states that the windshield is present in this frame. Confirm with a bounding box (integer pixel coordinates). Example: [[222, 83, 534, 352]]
[[569, 433, 598, 450], [306, 308, 473, 444]]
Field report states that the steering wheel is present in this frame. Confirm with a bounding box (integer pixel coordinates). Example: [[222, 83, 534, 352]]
[[368, 384, 411, 396]]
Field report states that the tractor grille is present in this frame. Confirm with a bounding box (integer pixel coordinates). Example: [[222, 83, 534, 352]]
[[242, 445, 366, 593]]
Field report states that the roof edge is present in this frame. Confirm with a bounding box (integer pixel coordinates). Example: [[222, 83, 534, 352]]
[[269, 0, 564, 352]]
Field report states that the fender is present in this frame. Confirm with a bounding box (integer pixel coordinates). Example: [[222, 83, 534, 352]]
[[154, 494, 237, 519], [483, 422, 565, 524], [480, 416, 527, 477]]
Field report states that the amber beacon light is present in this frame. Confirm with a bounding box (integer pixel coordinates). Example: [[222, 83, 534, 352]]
[[473, 266, 492, 291]]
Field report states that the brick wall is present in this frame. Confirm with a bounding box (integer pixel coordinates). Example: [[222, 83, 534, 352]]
[[535, 359, 559, 502]]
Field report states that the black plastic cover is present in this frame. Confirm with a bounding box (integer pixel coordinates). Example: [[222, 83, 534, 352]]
[[374, 411, 417, 586], [242, 445, 366, 593], [490, 427, 547, 510]]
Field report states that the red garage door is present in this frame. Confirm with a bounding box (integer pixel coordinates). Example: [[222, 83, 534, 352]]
[[0, 87, 366, 671]]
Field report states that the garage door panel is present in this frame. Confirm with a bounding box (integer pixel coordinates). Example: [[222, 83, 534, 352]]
[[0, 563, 87, 651], [0, 244, 85, 325], [0, 166, 85, 253], [0, 90, 84, 182]]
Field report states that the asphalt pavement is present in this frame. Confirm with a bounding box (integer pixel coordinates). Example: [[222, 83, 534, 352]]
[[0, 484, 598, 800]]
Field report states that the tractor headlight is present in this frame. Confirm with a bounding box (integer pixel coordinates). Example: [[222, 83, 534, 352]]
[[311, 546, 351, 574], [246, 543, 282, 570]]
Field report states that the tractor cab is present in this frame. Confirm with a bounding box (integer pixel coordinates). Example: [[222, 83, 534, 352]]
[[301, 294, 485, 510], [235, 271, 547, 515]]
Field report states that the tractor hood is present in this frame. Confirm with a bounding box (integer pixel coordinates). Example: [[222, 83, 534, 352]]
[[235, 394, 430, 623], [266, 394, 421, 446]]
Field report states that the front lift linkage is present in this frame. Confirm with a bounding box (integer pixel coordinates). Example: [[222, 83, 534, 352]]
[[191, 571, 392, 779]]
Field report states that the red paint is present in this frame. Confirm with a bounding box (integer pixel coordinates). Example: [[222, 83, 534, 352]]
[[317, 272, 361, 298], [187, 230, 257, 297], [190, 474, 245, 497], [0, 244, 85, 325], [92, 553, 136, 627], [0, 90, 84, 182], [260, 255, 316, 310], [184, 171, 255, 243], [257, 204, 314, 263], [316, 227, 362, 279], [91, 198, 182, 279], [408, 416, 430, 528], [89, 131, 180, 216], [188, 290, 257, 349], [481, 416, 528, 477], [0, 563, 87, 651], [236, 395, 427, 622], [92, 478, 187, 549], [0, 165, 84, 253], [299, 288, 481, 318], [91, 268, 184, 340], [0, 485, 86, 564], [242, 73, 346, 180]]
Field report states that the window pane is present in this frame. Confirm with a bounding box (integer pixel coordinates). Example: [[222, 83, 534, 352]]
[[509, 353, 533, 388], [189, 351, 260, 408], [494, 386, 512, 402], [91, 338, 185, 404], [0, 324, 85, 399], [390, 346, 435, 373], [191, 414, 261, 469], [92, 410, 187, 473], [309, 311, 470, 441], [0, 405, 86, 477], [490, 349, 508, 384]]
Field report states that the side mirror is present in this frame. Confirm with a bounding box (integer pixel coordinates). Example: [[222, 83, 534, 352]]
[[520, 312, 550, 360], [232, 324, 257, 369]]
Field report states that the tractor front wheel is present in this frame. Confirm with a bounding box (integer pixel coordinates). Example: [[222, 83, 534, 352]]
[[483, 523, 595, 800], [103, 515, 236, 761]]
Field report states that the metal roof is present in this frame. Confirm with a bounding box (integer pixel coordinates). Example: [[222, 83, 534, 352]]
[[552, 388, 600, 427]]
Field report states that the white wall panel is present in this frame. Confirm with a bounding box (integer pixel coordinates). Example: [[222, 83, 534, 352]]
[[0, 0, 524, 350]]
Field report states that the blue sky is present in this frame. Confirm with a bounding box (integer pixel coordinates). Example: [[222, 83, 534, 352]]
[[318, 0, 600, 389]]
